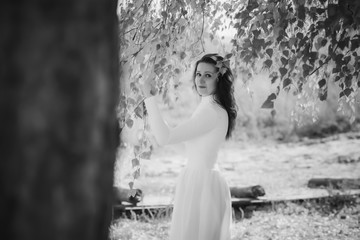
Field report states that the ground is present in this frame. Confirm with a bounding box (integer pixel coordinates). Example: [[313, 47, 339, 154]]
[[116, 132, 360, 205], [112, 132, 360, 240]]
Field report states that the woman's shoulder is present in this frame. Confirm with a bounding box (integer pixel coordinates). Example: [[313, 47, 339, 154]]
[[207, 100, 227, 119]]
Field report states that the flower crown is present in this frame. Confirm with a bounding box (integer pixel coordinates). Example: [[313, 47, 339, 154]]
[[210, 56, 230, 76]]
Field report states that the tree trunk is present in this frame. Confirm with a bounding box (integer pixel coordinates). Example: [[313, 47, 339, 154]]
[[230, 185, 266, 199], [113, 187, 143, 205], [0, 1, 119, 240], [308, 178, 360, 189]]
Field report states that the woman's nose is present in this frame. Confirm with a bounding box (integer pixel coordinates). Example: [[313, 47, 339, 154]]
[[199, 76, 205, 84]]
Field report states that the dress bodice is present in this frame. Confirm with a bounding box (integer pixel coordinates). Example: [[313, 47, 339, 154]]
[[185, 96, 228, 169], [144, 95, 228, 169]]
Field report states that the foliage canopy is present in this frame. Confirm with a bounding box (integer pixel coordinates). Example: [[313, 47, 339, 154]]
[[117, 0, 360, 187]]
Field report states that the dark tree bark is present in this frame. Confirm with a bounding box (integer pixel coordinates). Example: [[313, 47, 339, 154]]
[[0, 1, 119, 240]]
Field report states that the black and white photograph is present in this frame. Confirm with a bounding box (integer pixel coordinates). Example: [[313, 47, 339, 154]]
[[1, 0, 359, 240]]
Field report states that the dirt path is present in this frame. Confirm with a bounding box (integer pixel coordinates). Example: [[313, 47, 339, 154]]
[[116, 132, 360, 205]]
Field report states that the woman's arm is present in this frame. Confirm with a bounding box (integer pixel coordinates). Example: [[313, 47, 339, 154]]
[[144, 96, 218, 145], [144, 96, 170, 145]]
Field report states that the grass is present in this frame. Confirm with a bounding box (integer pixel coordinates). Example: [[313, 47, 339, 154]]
[[110, 195, 360, 240]]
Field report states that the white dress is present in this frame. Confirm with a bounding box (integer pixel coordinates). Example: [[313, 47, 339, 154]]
[[144, 95, 231, 240]]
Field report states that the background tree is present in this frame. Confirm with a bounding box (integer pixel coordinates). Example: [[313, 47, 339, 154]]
[[0, 1, 119, 240], [118, 0, 360, 188]]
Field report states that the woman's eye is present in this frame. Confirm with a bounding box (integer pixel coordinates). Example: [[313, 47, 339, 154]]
[[205, 74, 212, 78], [196, 73, 201, 77]]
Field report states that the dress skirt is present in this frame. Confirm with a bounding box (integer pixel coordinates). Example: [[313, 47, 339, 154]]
[[169, 167, 232, 240]]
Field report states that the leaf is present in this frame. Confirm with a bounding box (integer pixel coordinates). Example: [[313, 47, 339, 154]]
[[345, 75, 352, 87], [289, 37, 297, 48], [134, 105, 143, 119], [321, 38, 328, 46], [252, 30, 261, 38], [271, 109, 276, 117], [335, 54, 344, 65], [296, 32, 304, 40], [160, 34, 168, 41], [261, 93, 277, 109], [283, 78, 292, 88], [339, 88, 353, 98], [351, 39, 360, 51], [271, 75, 278, 84], [338, 37, 350, 50], [132, 158, 140, 168], [264, 59, 272, 68], [302, 64, 313, 77], [225, 53, 233, 59], [316, 7, 326, 15], [180, 52, 186, 60], [244, 55, 252, 64], [266, 48, 273, 58], [276, 85, 280, 95], [318, 88, 327, 101], [297, 5, 306, 21], [128, 189, 138, 197], [281, 57, 288, 65], [180, 25, 185, 33], [288, 57, 296, 70], [308, 51, 319, 65], [240, 50, 247, 58], [247, 0, 259, 11], [253, 38, 265, 51], [297, 20, 304, 28], [139, 151, 151, 160], [344, 56, 351, 65], [150, 84, 158, 95], [282, 50, 289, 57], [315, 37, 323, 50], [332, 67, 341, 74], [133, 168, 140, 179], [134, 146, 141, 156], [279, 67, 287, 79], [127, 97, 136, 107], [161, 11, 168, 18], [126, 119, 134, 128], [159, 58, 167, 66], [318, 79, 326, 88], [223, 2, 232, 11]]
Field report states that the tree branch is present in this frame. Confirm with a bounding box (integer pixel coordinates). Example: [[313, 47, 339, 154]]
[[119, 97, 146, 135], [199, 4, 205, 52], [308, 28, 346, 77]]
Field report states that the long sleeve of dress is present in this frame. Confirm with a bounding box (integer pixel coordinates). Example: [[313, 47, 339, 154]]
[[144, 96, 218, 145]]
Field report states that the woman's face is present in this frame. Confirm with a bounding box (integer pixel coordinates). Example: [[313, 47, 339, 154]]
[[195, 62, 218, 96]]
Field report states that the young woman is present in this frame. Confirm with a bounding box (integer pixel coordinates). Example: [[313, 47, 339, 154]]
[[142, 53, 237, 240]]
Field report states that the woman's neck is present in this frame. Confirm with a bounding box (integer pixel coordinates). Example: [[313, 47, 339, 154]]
[[200, 94, 215, 103]]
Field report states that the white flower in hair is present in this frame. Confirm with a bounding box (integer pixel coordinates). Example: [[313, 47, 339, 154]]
[[211, 56, 230, 76]]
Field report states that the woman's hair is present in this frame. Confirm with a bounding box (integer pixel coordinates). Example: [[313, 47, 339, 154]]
[[192, 53, 237, 139]]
